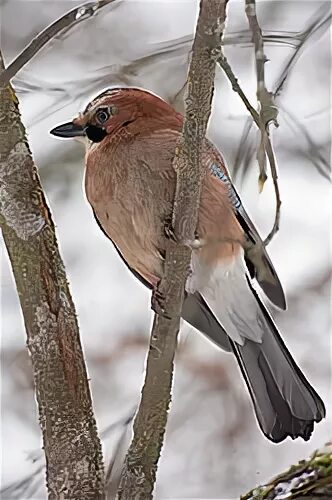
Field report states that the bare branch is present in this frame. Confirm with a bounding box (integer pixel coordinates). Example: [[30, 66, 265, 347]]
[[263, 132, 281, 245], [245, 0, 272, 184], [217, 5, 282, 246], [274, 4, 332, 97], [245, 0, 281, 245], [0, 0, 117, 87], [233, 4, 331, 184], [0, 52, 105, 498], [116, 1, 229, 498], [217, 52, 260, 127], [279, 104, 331, 180], [1, 465, 45, 499], [217, 52, 281, 246], [105, 410, 136, 499], [232, 119, 256, 179]]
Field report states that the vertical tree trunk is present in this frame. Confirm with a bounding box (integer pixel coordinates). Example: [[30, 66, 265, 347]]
[[0, 52, 105, 499], [117, 1, 229, 498]]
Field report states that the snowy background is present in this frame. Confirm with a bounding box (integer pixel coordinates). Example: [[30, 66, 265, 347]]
[[1, 1, 331, 498]]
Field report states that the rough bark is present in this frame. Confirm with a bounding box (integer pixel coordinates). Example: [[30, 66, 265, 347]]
[[116, 1, 229, 498], [242, 444, 332, 500], [0, 52, 105, 499]]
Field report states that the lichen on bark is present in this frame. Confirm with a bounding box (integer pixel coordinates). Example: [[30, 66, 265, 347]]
[[0, 51, 105, 499], [242, 444, 332, 500]]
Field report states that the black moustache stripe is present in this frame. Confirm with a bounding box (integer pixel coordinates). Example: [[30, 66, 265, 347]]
[[85, 125, 108, 143]]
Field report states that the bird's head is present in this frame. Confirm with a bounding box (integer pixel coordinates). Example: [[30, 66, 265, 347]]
[[50, 87, 179, 144]]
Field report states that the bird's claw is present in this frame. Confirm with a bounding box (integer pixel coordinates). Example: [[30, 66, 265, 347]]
[[151, 287, 171, 319], [164, 219, 203, 250], [164, 218, 177, 243]]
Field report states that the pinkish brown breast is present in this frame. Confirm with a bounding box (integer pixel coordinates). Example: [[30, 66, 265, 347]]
[[85, 122, 244, 287]]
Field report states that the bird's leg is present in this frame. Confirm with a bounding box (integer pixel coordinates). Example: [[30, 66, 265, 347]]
[[164, 216, 177, 242], [164, 217, 205, 250], [151, 284, 171, 319]]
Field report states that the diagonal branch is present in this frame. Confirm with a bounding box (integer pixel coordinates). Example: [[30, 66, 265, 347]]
[[274, 4, 332, 98], [217, 51, 260, 126], [0, 52, 105, 498], [218, 3, 281, 246], [116, 1, 229, 498], [0, 0, 117, 87], [245, 0, 281, 245]]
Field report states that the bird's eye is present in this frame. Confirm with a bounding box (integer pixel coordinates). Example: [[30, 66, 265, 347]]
[[95, 108, 110, 124]]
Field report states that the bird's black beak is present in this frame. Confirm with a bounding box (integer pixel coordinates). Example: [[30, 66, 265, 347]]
[[50, 121, 86, 138]]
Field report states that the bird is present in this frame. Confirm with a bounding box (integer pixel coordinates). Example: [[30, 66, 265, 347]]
[[50, 87, 325, 443]]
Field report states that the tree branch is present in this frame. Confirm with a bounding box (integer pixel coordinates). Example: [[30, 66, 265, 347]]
[[242, 444, 332, 500], [0, 0, 116, 87], [232, 4, 331, 182], [245, 0, 281, 245], [217, 51, 260, 126], [216, 3, 281, 247], [116, 1, 229, 498], [0, 52, 105, 499]]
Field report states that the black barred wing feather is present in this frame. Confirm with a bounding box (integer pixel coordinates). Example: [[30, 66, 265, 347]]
[[209, 162, 286, 310]]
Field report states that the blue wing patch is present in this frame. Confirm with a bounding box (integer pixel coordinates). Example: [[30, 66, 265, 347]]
[[210, 163, 241, 210]]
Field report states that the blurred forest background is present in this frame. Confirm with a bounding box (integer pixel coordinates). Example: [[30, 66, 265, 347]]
[[1, 1, 331, 498]]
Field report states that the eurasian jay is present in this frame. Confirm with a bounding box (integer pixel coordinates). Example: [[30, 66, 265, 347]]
[[51, 87, 325, 442]]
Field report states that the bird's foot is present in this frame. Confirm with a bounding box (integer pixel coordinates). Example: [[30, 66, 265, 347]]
[[151, 286, 171, 319], [164, 217, 177, 243], [164, 218, 204, 250]]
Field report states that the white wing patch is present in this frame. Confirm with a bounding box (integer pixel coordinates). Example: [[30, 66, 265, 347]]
[[187, 250, 265, 345]]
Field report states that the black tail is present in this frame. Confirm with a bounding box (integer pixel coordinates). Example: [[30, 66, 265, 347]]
[[230, 337, 325, 442], [182, 290, 325, 443]]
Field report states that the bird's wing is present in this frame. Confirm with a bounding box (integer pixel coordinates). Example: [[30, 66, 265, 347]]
[[93, 209, 231, 350], [93, 210, 153, 289], [139, 127, 286, 310], [205, 141, 286, 310], [93, 121, 285, 309]]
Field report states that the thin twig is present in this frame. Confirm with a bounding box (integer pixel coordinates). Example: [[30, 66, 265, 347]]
[[105, 411, 136, 498], [0, 465, 45, 499], [274, 4, 332, 97], [218, 3, 281, 244], [232, 120, 256, 179], [279, 104, 331, 180], [232, 4, 331, 183], [216, 55, 280, 235], [264, 133, 281, 245], [116, 1, 229, 498], [0, 0, 117, 87], [245, 1, 279, 129], [217, 51, 260, 126], [245, 0, 281, 245]]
